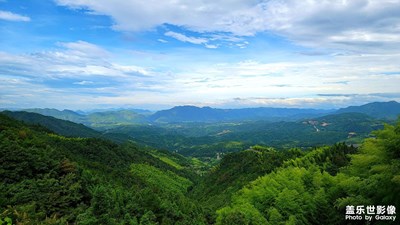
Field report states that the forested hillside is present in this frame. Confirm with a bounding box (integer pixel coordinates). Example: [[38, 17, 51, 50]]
[[1, 113, 399, 224], [336, 101, 400, 119], [0, 114, 205, 224], [1, 111, 101, 138], [216, 121, 400, 224], [20, 109, 148, 127]]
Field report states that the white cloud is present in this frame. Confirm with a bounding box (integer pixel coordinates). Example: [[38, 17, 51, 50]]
[[165, 53, 400, 105], [55, 0, 260, 34], [73, 80, 94, 85], [2, 40, 399, 110], [55, 0, 400, 53], [205, 44, 218, 49], [165, 31, 207, 45], [0, 45, 169, 109], [157, 39, 168, 43], [58, 40, 109, 58], [0, 10, 30, 22], [235, 42, 249, 48], [259, 0, 400, 52], [220, 94, 400, 109], [1, 28, 400, 110], [209, 34, 244, 42], [111, 64, 151, 76], [0, 41, 151, 79]]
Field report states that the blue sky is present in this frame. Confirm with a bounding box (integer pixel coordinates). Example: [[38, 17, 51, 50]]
[[1, 0, 400, 110]]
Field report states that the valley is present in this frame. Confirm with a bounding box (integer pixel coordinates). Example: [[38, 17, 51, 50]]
[[1, 101, 399, 224], [2, 1, 400, 223], [5, 101, 397, 161]]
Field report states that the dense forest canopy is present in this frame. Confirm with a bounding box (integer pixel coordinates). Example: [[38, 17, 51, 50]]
[[1, 112, 399, 224]]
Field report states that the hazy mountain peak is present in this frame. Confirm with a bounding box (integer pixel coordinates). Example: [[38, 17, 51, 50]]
[[336, 101, 400, 119]]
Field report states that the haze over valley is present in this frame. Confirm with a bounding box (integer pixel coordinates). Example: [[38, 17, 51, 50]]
[[3, 101, 399, 159]]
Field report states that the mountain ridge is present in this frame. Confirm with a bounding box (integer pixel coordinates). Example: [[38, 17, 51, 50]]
[[335, 100, 400, 119], [2, 101, 399, 125], [149, 105, 334, 123]]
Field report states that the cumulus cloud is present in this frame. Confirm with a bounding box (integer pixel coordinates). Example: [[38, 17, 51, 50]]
[[0, 41, 152, 79], [167, 54, 400, 106], [0, 10, 30, 22], [267, 0, 400, 53], [54, 0, 400, 53], [55, 0, 260, 34], [2, 41, 400, 109], [0, 42, 173, 109]]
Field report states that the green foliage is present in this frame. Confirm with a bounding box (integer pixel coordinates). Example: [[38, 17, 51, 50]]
[[106, 112, 385, 158], [283, 143, 357, 175], [216, 166, 340, 224], [18, 108, 148, 127], [0, 217, 12, 225], [86, 110, 147, 128], [131, 164, 192, 194], [216, 120, 400, 224], [191, 146, 304, 212], [139, 211, 157, 225], [216, 203, 268, 225], [0, 114, 205, 224], [3, 111, 100, 138], [336, 101, 400, 119], [1, 111, 399, 224], [335, 120, 400, 209]]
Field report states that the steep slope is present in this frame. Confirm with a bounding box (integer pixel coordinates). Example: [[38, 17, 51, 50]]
[[215, 121, 400, 224], [336, 101, 400, 119], [2, 111, 152, 144], [191, 146, 304, 211], [19, 108, 148, 127], [2, 111, 100, 138], [2, 112, 398, 224], [22, 108, 86, 124], [0, 114, 205, 224]]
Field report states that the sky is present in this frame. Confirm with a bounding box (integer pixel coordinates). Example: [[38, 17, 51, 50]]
[[1, 0, 400, 110]]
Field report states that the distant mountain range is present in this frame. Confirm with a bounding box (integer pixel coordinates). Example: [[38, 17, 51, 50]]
[[1, 110, 134, 144], [1, 110, 100, 138], [2, 101, 397, 157], [23, 108, 86, 124], [335, 101, 400, 119], [149, 106, 334, 123], [77, 108, 153, 115], [2, 101, 399, 125], [149, 101, 400, 123], [21, 108, 148, 127]]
